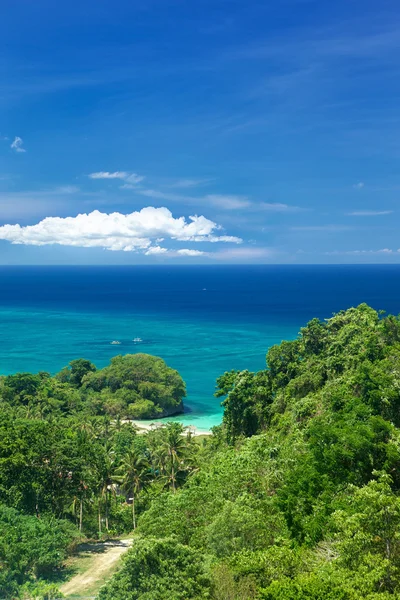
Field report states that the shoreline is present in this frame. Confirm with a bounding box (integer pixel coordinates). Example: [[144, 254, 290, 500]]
[[124, 419, 213, 437]]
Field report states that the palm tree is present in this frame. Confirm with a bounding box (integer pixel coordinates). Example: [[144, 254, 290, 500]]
[[75, 419, 98, 437], [68, 483, 90, 534], [96, 444, 115, 534], [95, 415, 112, 442], [109, 415, 123, 435], [115, 451, 149, 529], [156, 423, 193, 493]]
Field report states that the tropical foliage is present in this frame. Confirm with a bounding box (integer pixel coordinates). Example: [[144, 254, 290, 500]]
[[97, 537, 211, 600], [4, 304, 400, 599], [100, 304, 400, 599], [0, 352, 185, 420]]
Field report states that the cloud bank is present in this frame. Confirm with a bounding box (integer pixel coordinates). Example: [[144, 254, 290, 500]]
[[0, 207, 242, 252]]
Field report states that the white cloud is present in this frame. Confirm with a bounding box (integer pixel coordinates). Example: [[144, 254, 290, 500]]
[[145, 246, 168, 255], [355, 248, 393, 254], [89, 171, 128, 179], [143, 246, 274, 260], [0, 207, 242, 252], [176, 249, 205, 256], [89, 171, 145, 184], [125, 173, 145, 184], [187, 235, 242, 243], [326, 249, 393, 255], [10, 136, 26, 153], [346, 210, 393, 216], [353, 182, 365, 189]]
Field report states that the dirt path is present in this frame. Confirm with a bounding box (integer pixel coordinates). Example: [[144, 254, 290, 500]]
[[60, 539, 133, 598]]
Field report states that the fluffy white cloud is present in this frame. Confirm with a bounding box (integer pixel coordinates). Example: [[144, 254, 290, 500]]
[[0, 207, 242, 252], [89, 171, 144, 184], [10, 136, 26, 153], [145, 246, 168, 255], [176, 249, 205, 256]]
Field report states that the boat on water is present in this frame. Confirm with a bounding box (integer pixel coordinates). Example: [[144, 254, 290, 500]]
[[110, 340, 121, 345], [133, 337, 143, 343]]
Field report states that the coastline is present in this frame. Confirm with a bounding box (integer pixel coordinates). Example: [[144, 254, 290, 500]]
[[2, 266, 398, 429], [125, 419, 213, 437]]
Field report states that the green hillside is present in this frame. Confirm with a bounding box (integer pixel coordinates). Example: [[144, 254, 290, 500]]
[[3, 304, 400, 599]]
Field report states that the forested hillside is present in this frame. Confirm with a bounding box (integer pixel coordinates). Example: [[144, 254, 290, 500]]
[[100, 304, 400, 599], [2, 304, 400, 599]]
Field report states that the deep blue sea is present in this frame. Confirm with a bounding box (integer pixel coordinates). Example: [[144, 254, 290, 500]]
[[0, 265, 399, 430]]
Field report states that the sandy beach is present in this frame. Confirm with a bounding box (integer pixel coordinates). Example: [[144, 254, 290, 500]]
[[123, 419, 212, 436]]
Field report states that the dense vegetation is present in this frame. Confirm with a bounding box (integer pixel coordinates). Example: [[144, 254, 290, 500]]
[[3, 304, 400, 599], [100, 305, 400, 599], [0, 413, 196, 597], [0, 353, 185, 420]]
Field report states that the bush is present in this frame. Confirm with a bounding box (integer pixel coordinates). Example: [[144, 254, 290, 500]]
[[97, 536, 211, 599]]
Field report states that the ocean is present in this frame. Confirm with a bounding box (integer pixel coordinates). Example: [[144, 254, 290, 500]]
[[0, 265, 399, 430]]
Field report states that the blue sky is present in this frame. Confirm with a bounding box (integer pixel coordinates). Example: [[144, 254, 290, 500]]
[[1, 0, 400, 264]]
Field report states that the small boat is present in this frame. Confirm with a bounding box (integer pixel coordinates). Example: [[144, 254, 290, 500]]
[[133, 337, 143, 343], [110, 340, 121, 345]]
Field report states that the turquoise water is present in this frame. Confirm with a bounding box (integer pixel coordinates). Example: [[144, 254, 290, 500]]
[[0, 305, 296, 430], [1, 266, 399, 430]]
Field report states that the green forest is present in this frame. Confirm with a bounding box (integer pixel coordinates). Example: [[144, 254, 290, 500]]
[[2, 304, 400, 599]]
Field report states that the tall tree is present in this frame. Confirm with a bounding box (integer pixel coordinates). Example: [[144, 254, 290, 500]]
[[115, 450, 149, 529], [148, 423, 195, 492]]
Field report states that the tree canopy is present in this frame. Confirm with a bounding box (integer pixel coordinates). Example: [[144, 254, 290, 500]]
[[4, 304, 400, 599], [0, 353, 186, 420]]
